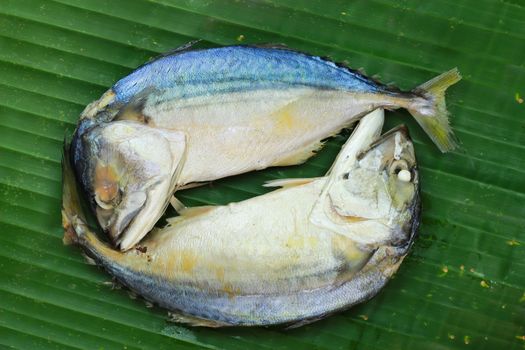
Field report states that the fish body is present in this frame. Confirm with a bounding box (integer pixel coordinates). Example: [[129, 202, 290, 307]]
[[63, 109, 421, 327], [72, 45, 453, 250]]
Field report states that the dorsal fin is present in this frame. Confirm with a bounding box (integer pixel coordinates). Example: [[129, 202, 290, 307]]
[[146, 40, 203, 63], [130, 40, 205, 73], [146, 39, 202, 64], [250, 43, 291, 50]]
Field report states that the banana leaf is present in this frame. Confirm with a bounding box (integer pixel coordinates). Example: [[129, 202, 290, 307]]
[[0, 0, 524, 349]]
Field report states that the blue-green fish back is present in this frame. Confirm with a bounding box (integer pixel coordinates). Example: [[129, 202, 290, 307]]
[[112, 46, 385, 103]]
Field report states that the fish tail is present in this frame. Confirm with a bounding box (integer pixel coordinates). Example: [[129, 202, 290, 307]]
[[63, 207, 124, 270], [62, 140, 96, 248], [64, 139, 131, 275], [63, 140, 119, 265], [407, 68, 461, 153], [62, 211, 80, 245]]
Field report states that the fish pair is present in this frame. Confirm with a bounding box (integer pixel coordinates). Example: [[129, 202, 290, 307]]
[[63, 44, 459, 326]]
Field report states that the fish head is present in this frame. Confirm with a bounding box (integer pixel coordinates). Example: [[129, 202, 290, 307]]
[[71, 119, 186, 250], [342, 124, 420, 248], [323, 123, 419, 249], [313, 108, 419, 251], [356, 125, 418, 214]]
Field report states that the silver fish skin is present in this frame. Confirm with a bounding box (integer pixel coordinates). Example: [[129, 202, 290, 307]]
[[63, 109, 421, 327], [71, 45, 455, 251]]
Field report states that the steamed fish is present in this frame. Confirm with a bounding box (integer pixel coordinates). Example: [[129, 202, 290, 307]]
[[72, 44, 451, 250], [63, 109, 421, 327]]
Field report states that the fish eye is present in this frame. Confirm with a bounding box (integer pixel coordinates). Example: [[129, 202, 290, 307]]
[[95, 193, 113, 210], [390, 159, 408, 174], [389, 159, 413, 182], [94, 163, 121, 210], [95, 188, 122, 210], [397, 169, 411, 182]]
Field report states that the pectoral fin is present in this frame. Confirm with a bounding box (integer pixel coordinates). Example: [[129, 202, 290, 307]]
[[169, 196, 215, 218], [263, 177, 318, 189], [169, 196, 187, 212], [177, 182, 210, 190], [274, 140, 325, 166]]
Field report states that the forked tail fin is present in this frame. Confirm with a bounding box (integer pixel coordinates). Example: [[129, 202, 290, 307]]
[[62, 141, 120, 265], [408, 68, 461, 153], [62, 140, 87, 245]]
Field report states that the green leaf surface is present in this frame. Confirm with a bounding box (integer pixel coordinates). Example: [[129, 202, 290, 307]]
[[0, 0, 524, 349]]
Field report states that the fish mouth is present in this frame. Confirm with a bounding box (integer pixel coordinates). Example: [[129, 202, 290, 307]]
[[92, 183, 161, 250], [114, 176, 175, 251], [97, 191, 147, 242]]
